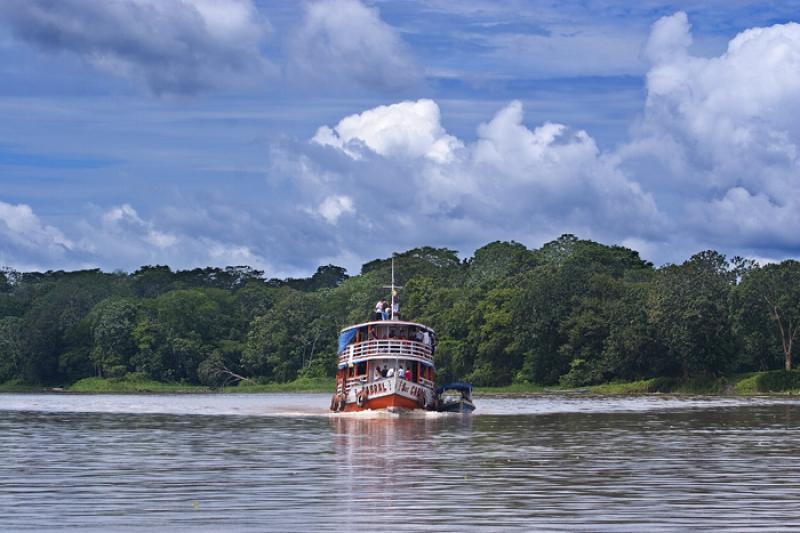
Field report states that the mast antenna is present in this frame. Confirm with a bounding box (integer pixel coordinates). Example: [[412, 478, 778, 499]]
[[383, 254, 402, 320]]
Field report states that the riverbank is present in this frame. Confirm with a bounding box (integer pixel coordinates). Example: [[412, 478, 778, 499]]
[[476, 371, 800, 396], [0, 376, 337, 394], [3, 371, 799, 395], [66, 376, 337, 393], [0, 380, 43, 393]]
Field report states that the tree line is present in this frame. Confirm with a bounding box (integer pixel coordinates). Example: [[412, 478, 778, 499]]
[[1, 234, 799, 388]]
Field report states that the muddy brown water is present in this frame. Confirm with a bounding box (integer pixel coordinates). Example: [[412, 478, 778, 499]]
[[1, 393, 799, 531]]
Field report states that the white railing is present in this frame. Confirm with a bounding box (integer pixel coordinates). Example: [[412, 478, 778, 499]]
[[345, 376, 368, 389], [338, 339, 433, 366]]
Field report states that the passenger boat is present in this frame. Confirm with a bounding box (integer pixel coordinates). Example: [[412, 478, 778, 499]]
[[435, 382, 476, 413], [330, 262, 437, 413], [330, 319, 437, 412]]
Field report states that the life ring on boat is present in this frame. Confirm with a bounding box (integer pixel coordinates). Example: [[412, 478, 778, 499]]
[[357, 390, 368, 407]]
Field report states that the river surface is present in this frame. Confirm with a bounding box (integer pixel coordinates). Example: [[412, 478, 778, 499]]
[[2, 393, 800, 531]]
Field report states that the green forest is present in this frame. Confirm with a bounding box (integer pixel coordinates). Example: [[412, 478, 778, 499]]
[[2, 234, 800, 390]]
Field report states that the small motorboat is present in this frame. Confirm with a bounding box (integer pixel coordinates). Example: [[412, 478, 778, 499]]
[[435, 382, 475, 413]]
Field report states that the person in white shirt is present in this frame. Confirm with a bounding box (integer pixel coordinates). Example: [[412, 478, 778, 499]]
[[422, 331, 431, 346]]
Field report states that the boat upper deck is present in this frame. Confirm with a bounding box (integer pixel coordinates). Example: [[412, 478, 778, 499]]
[[337, 320, 435, 369], [339, 320, 435, 335]]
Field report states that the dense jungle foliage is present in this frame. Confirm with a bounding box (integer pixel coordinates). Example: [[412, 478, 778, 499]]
[[2, 234, 800, 388]]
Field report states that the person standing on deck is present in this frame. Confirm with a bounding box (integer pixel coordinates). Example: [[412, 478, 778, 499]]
[[422, 330, 431, 347], [375, 298, 388, 320]]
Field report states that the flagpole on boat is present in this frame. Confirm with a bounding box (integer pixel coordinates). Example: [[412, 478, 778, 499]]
[[390, 256, 396, 320], [383, 255, 402, 320]]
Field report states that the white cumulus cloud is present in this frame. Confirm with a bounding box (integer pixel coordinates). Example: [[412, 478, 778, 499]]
[[317, 195, 355, 224], [0, 201, 73, 265], [288, 0, 421, 91], [77, 204, 276, 272], [285, 97, 664, 262], [622, 12, 800, 256], [312, 99, 463, 162], [6, 10, 800, 274], [0, 202, 69, 247], [276, 11, 800, 266]]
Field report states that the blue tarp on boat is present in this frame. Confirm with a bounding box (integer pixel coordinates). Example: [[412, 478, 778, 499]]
[[337, 329, 357, 354]]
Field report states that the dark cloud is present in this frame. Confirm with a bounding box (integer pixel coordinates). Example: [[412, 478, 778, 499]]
[[0, 0, 274, 94]]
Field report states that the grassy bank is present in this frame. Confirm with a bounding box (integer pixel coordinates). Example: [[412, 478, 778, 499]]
[[590, 371, 800, 395], [474, 382, 549, 395], [65, 375, 335, 394], [6, 371, 800, 396], [475, 371, 800, 396], [0, 380, 47, 393], [69, 376, 212, 393], [586, 376, 731, 395]]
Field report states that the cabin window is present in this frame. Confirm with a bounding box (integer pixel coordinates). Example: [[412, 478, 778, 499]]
[[388, 325, 411, 339]]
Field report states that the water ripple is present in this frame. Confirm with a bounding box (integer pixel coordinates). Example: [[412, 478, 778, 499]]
[[1, 395, 799, 531]]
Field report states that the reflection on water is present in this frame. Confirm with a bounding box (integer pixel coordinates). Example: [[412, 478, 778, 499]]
[[1, 395, 800, 531]]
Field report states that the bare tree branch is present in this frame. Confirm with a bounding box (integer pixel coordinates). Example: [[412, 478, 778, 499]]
[[217, 363, 255, 384]]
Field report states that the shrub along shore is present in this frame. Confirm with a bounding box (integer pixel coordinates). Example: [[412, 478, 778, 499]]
[[2, 371, 799, 396]]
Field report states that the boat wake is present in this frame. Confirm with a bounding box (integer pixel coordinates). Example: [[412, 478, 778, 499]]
[[1, 392, 798, 418], [329, 408, 454, 419]]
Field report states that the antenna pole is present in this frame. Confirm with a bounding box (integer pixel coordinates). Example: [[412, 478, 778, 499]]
[[382, 255, 402, 320], [390, 256, 396, 320]]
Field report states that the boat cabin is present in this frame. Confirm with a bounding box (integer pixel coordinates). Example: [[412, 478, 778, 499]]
[[336, 320, 436, 396]]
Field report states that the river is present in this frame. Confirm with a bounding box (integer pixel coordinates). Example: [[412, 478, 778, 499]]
[[1, 393, 799, 531]]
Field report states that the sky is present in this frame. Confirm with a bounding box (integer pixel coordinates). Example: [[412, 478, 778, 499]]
[[1, 0, 800, 277]]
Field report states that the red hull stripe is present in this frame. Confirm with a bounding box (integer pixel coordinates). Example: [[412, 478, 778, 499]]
[[342, 394, 424, 412]]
